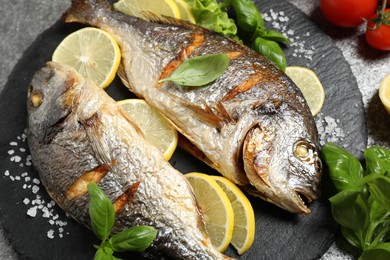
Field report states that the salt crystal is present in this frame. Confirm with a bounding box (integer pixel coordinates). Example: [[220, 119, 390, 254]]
[[49, 220, 55, 225], [4, 170, 9, 176], [7, 150, 14, 155], [33, 178, 40, 185], [23, 184, 27, 189], [14, 176, 21, 181], [42, 207, 51, 218], [32, 185, 40, 194], [11, 156, 21, 163], [23, 198, 30, 205], [47, 229, 55, 239], [21, 172, 28, 177], [19, 148, 26, 152], [25, 177, 31, 182], [10, 142, 17, 146], [27, 206, 38, 217], [10, 176, 15, 181]]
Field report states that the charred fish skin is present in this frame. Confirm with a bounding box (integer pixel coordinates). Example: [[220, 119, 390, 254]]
[[64, 0, 322, 214], [27, 62, 231, 260]]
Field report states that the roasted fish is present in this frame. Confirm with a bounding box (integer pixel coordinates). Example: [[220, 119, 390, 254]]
[[27, 62, 231, 259], [64, 0, 322, 214]]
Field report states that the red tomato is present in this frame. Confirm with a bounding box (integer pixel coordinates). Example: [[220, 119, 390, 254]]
[[320, 0, 379, 28], [366, 9, 390, 51]]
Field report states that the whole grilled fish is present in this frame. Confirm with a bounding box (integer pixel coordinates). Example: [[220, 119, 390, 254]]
[[27, 62, 230, 259], [64, 0, 322, 214]]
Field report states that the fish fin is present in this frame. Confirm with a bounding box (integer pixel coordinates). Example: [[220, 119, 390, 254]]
[[63, 0, 113, 24], [81, 111, 113, 167], [142, 12, 201, 31], [178, 134, 216, 168], [117, 64, 132, 90], [161, 91, 227, 128]]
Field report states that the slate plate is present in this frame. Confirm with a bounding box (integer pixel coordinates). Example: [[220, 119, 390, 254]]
[[0, 0, 366, 259]]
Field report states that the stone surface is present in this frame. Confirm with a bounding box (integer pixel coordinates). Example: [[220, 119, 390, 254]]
[[0, 0, 389, 259]]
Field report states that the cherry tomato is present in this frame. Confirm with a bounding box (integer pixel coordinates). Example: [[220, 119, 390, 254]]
[[320, 0, 379, 28], [366, 9, 390, 51]]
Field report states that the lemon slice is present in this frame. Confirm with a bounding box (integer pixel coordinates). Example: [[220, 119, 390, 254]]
[[114, 0, 181, 19], [212, 176, 255, 255], [52, 27, 121, 89], [185, 172, 234, 252], [173, 0, 196, 23], [117, 99, 178, 160], [285, 66, 325, 116], [379, 72, 390, 114]]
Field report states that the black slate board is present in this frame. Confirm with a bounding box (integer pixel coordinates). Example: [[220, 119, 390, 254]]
[[0, 0, 367, 259]]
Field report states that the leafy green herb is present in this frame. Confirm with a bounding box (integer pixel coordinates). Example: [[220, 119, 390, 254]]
[[184, 0, 290, 71], [184, 0, 238, 38], [87, 183, 157, 260], [251, 37, 287, 71], [321, 143, 390, 259], [159, 54, 230, 86]]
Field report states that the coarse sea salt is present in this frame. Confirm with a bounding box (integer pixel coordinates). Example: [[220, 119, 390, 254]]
[[4, 129, 69, 239], [316, 113, 346, 146], [263, 9, 316, 65]]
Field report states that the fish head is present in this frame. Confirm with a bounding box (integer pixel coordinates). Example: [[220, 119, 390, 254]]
[[27, 62, 81, 141], [243, 102, 322, 214]]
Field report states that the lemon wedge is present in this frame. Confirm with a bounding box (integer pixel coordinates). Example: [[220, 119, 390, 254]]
[[52, 27, 121, 89], [185, 172, 234, 252], [117, 99, 178, 161], [114, 0, 181, 19], [285, 66, 325, 116], [379, 72, 390, 114], [212, 176, 255, 255]]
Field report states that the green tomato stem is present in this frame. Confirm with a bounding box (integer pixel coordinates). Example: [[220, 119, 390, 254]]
[[382, 0, 387, 14]]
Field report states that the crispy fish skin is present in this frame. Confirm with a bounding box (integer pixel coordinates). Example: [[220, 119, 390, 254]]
[[27, 62, 230, 259], [64, 0, 322, 214]]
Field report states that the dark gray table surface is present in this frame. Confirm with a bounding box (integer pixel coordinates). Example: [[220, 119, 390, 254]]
[[0, 1, 389, 259]]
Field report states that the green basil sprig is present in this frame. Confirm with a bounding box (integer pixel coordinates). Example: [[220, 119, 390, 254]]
[[321, 143, 390, 259], [159, 54, 230, 87], [222, 0, 290, 71], [87, 183, 157, 260], [184, 0, 290, 71]]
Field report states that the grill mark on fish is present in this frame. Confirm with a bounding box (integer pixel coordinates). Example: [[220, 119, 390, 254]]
[[113, 181, 140, 214], [66, 164, 110, 200], [157, 31, 205, 87], [220, 73, 264, 103]]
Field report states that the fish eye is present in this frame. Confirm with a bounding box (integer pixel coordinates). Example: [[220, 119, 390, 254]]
[[30, 89, 44, 108], [293, 140, 314, 162]]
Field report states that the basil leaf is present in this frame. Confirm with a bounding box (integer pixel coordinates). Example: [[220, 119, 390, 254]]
[[365, 146, 390, 176], [110, 226, 157, 252], [257, 30, 290, 44], [321, 143, 364, 192], [329, 189, 368, 231], [88, 183, 115, 241], [360, 243, 390, 260], [94, 246, 121, 260], [159, 54, 229, 87], [251, 37, 287, 71], [340, 227, 361, 249], [228, 0, 264, 32], [367, 175, 390, 209]]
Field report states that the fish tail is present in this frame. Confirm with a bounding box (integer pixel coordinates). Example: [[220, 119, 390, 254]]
[[63, 0, 112, 25]]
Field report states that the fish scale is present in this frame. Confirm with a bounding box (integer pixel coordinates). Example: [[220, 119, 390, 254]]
[[64, 0, 322, 214]]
